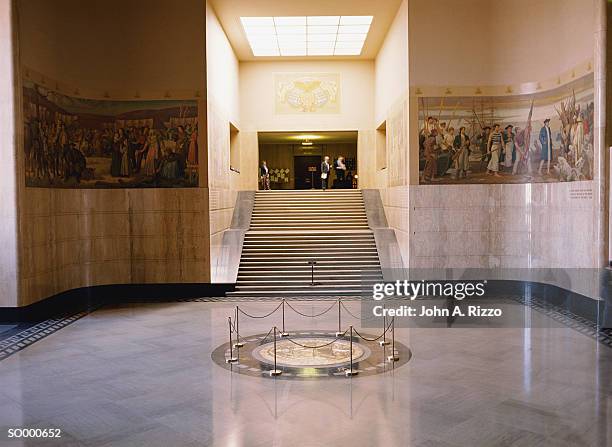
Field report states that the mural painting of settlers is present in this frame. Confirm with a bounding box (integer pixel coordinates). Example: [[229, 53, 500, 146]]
[[418, 74, 594, 185], [23, 80, 199, 188]]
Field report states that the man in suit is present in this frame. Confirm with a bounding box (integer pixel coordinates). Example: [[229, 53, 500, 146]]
[[260, 160, 270, 190], [538, 118, 553, 175], [321, 156, 330, 190]]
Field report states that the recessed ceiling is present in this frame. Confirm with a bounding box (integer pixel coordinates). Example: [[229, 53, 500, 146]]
[[258, 131, 358, 144], [241, 16, 373, 57], [209, 0, 403, 61]]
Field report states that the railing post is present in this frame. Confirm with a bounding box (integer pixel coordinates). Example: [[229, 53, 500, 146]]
[[234, 306, 244, 348], [226, 317, 238, 363], [270, 326, 282, 376], [345, 325, 358, 376], [379, 304, 390, 346], [281, 299, 289, 337], [335, 298, 343, 336], [388, 317, 399, 362]]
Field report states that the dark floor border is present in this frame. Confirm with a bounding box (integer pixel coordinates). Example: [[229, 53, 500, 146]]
[[0, 279, 609, 328], [0, 283, 235, 323]]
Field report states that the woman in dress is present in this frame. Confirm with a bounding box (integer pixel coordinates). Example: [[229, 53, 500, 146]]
[[142, 130, 161, 177], [187, 124, 198, 165], [487, 124, 503, 177]]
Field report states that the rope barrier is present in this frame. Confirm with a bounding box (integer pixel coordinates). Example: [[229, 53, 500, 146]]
[[285, 300, 337, 318], [339, 301, 379, 321], [284, 328, 349, 349], [237, 301, 283, 319], [258, 326, 275, 344], [353, 318, 394, 342]]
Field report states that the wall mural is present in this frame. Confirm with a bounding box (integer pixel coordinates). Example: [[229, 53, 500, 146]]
[[23, 80, 199, 188], [418, 74, 594, 184], [275, 73, 340, 114]]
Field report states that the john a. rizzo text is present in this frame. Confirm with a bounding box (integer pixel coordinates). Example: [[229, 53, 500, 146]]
[[373, 304, 503, 318]]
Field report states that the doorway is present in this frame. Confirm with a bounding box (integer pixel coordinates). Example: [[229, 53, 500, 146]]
[[294, 155, 321, 189], [257, 131, 358, 190]]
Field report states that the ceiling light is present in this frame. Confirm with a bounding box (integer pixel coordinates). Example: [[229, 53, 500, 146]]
[[281, 49, 307, 56], [338, 25, 371, 34], [308, 49, 334, 56], [307, 34, 336, 42], [274, 16, 306, 26], [276, 26, 306, 35], [241, 17, 274, 27], [307, 16, 340, 25], [241, 16, 373, 57], [339, 16, 373, 25], [302, 139, 314, 146], [336, 33, 367, 42], [335, 41, 363, 49]]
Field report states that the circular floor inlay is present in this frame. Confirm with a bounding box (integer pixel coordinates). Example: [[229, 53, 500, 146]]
[[253, 338, 368, 368], [211, 330, 412, 380]]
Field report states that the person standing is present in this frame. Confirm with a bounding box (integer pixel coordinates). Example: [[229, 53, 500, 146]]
[[486, 124, 502, 177], [335, 155, 346, 186], [422, 129, 438, 182], [453, 127, 470, 179], [503, 125, 515, 171], [321, 156, 331, 190], [260, 160, 270, 190], [538, 118, 553, 175]]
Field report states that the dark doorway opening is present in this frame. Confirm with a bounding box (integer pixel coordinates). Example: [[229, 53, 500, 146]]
[[294, 155, 322, 189], [257, 131, 358, 190]]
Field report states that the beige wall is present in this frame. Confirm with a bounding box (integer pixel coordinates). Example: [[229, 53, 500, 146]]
[[409, 0, 594, 86], [206, 1, 245, 282], [372, 0, 410, 266], [14, 0, 210, 306], [0, 0, 18, 306]]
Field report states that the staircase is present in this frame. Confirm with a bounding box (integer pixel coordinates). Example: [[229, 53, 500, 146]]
[[229, 189, 383, 297]]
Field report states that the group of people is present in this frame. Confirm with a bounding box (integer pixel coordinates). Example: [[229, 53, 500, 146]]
[[320, 155, 348, 190], [108, 124, 198, 181], [419, 103, 593, 183], [259, 155, 353, 190], [25, 116, 198, 184]]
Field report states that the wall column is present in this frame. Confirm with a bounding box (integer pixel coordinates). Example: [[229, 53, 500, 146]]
[[0, 0, 18, 307], [595, 0, 608, 267]]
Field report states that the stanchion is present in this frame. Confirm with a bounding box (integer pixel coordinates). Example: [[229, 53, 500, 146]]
[[280, 300, 289, 337], [234, 307, 244, 348], [345, 325, 358, 377], [335, 299, 343, 336], [388, 317, 399, 362], [270, 326, 282, 376], [226, 317, 238, 363], [379, 305, 390, 346]]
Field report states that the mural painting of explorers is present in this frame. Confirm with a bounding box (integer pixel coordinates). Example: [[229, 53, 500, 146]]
[[418, 74, 594, 184], [23, 80, 199, 188]]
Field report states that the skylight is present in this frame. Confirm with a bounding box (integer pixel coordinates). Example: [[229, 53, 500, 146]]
[[240, 16, 373, 57]]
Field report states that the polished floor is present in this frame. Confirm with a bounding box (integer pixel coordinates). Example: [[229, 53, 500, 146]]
[[0, 300, 611, 447]]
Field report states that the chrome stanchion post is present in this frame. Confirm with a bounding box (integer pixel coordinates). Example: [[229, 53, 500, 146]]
[[388, 317, 399, 362], [234, 306, 244, 348], [335, 298, 343, 337], [280, 299, 289, 337], [379, 304, 390, 346], [270, 326, 282, 376], [345, 325, 358, 376], [226, 317, 238, 363]]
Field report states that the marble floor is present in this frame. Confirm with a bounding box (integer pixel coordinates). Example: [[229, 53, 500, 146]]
[[0, 300, 611, 447]]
